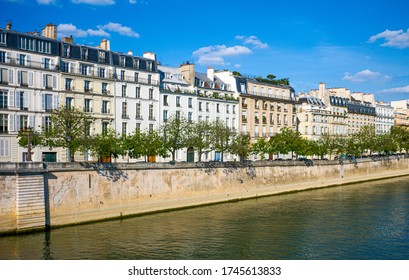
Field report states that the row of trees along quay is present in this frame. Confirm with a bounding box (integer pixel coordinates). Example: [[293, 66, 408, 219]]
[[18, 106, 409, 163]]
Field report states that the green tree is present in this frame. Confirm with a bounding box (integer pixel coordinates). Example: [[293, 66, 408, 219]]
[[17, 128, 43, 161], [185, 120, 212, 162], [125, 129, 167, 162], [43, 106, 93, 162], [391, 126, 409, 154], [89, 129, 124, 162], [374, 133, 397, 155], [210, 120, 235, 162], [252, 137, 269, 160], [229, 133, 252, 162], [160, 116, 188, 162]]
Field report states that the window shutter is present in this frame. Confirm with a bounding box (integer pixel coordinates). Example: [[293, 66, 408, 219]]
[[26, 55, 31, 67], [41, 93, 46, 111], [8, 90, 14, 108], [50, 59, 55, 70], [29, 115, 34, 128], [8, 69, 13, 84], [53, 95, 58, 109], [52, 76, 56, 89], [5, 52, 11, 63], [42, 58, 45, 68], [42, 74, 46, 88], [42, 117, 45, 132], [28, 72, 33, 86], [8, 114, 14, 132], [15, 91, 21, 109], [24, 92, 29, 109], [15, 115, 20, 132], [106, 68, 110, 78], [17, 70, 21, 85]]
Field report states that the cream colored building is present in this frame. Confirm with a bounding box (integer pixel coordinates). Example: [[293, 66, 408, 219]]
[[297, 95, 331, 140], [391, 100, 409, 128]]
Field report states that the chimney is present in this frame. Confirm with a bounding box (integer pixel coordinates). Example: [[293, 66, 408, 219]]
[[207, 67, 214, 81], [62, 36, 74, 44], [42, 23, 57, 40], [98, 39, 110, 51], [178, 62, 195, 86], [143, 52, 156, 61], [6, 21, 12, 30], [127, 50, 133, 55], [318, 82, 326, 99]]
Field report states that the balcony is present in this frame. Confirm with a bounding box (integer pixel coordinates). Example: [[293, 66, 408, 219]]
[[101, 108, 110, 114], [121, 114, 129, 119], [84, 107, 93, 113]]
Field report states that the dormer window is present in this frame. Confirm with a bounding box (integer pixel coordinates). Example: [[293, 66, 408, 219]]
[[99, 51, 106, 63], [134, 59, 139, 69], [63, 45, 70, 57], [147, 61, 152, 71], [81, 48, 88, 60], [200, 81, 204, 87], [120, 56, 126, 67]]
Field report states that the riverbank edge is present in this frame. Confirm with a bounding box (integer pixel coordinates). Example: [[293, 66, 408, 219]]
[[2, 166, 408, 237]]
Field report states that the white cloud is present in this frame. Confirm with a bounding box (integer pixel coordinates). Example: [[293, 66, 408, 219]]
[[129, 0, 137, 3], [343, 69, 390, 82], [98, 22, 140, 38], [368, 28, 409, 48], [234, 64, 242, 68], [236, 35, 269, 49], [87, 28, 110, 37], [192, 45, 252, 66], [379, 85, 409, 93], [57, 23, 88, 38], [71, 0, 115, 5], [37, 0, 56, 4]]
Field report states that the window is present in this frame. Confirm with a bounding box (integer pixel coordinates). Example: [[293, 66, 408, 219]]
[[226, 105, 230, 113], [102, 83, 108, 94], [42, 94, 53, 112], [16, 91, 29, 110], [20, 37, 35, 51], [148, 74, 152, 85], [0, 33, 6, 44], [84, 80, 91, 92], [135, 87, 140, 98], [98, 68, 105, 78], [102, 122, 109, 134], [120, 70, 125, 81], [122, 102, 128, 118], [101, 101, 109, 114], [149, 104, 154, 120], [122, 85, 127, 97], [66, 97, 74, 110], [37, 40, 51, 54], [134, 72, 139, 82], [63, 45, 70, 57], [42, 116, 52, 132], [147, 61, 152, 71], [175, 111, 180, 120], [0, 91, 8, 109], [81, 48, 88, 60], [134, 59, 139, 69], [84, 99, 91, 113], [149, 88, 153, 100], [188, 112, 193, 122], [99, 51, 106, 63], [149, 124, 154, 132], [120, 57, 126, 67], [216, 104, 220, 113], [44, 58, 50, 70], [233, 105, 236, 114], [122, 123, 127, 136], [0, 51, 5, 63], [206, 102, 209, 112], [19, 115, 29, 130], [0, 114, 8, 133], [163, 110, 168, 122], [43, 74, 54, 89], [163, 95, 169, 106], [176, 96, 181, 107], [199, 102, 202, 111], [188, 98, 193, 108], [135, 123, 141, 132], [135, 103, 141, 119]]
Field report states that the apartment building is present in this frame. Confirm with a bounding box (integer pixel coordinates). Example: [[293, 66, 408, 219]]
[[0, 23, 63, 162], [0, 23, 159, 162], [297, 95, 330, 140], [347, 92, 376, 135], [375, 101, 394, 134], [391, 100, 409, 128]]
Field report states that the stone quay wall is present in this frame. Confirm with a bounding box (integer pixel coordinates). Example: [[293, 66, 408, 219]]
[[1, 158, 409, 235]]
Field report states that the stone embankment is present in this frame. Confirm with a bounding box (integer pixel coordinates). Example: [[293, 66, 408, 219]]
[[1, 157, 408, 235]]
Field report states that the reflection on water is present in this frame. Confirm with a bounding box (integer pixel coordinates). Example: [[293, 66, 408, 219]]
[[1, 176, 408, 260]]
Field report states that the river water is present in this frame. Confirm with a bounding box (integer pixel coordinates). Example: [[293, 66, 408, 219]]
[[1, 176, 409, 260]]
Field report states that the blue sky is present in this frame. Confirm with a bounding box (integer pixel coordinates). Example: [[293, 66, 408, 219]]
[[1, 0, 409, 102]]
